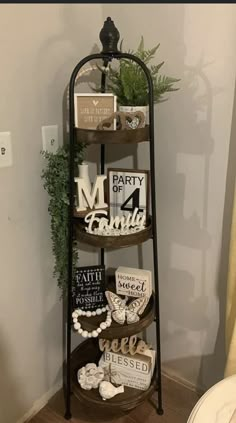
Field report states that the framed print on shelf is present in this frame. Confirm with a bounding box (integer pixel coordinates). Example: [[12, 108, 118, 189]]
[[74, 93, 117, 129], [107, 168, 150, 223]]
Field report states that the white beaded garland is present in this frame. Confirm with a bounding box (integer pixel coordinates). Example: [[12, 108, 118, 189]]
[[72, 305, 111, 339], [100, 322, 107, 330], [74, 323, 81, 330]]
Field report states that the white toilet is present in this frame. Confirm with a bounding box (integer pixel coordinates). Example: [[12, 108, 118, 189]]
[[187, 375, 236, 422]]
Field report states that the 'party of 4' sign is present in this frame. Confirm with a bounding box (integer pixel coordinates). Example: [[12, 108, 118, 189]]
[[108, 168, 150, 222]]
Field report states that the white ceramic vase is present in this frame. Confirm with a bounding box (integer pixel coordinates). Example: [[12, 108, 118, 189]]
[[78, 162, 91, 209], [118, 105, 149, 128]]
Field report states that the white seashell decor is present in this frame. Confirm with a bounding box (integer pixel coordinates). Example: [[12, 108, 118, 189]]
[[77, 363, 104, 390], [99, 380, 124, 400]]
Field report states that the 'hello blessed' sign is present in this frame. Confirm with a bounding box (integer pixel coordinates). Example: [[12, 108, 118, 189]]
[[72, 265, 106, 311]]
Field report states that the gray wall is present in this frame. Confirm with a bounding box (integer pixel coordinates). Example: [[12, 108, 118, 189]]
[[102, 4, 236, 391], [0, 5, 102, 423]]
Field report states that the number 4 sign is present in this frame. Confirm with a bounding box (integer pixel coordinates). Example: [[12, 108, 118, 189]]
[[107, 168, 150, 222]]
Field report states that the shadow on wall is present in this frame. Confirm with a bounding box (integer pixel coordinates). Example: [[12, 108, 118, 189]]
[[157, 57, 216, 391], [99, 4, 230, 391], [153, 53, 227, 391]]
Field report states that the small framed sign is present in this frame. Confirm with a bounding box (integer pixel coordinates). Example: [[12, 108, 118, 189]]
[[72, 265, 107, 311], [107, 168, 150, 222], [74, 93, 117, 129], [115, 266, 152, 298]]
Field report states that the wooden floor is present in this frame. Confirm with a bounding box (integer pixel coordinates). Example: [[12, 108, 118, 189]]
[[30, 376, 200, 423]]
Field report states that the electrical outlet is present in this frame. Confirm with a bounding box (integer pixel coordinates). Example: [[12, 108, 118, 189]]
[[42, 125, 59, 153], [0, 132, 13, 168]]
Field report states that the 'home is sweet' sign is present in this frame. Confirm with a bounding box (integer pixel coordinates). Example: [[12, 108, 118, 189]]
[[115, 266, 152, 298]]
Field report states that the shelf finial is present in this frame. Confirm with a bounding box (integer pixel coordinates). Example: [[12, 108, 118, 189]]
[[99, 17, 120, 54]]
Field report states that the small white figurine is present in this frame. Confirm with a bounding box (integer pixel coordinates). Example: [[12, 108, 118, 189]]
[[77, 363, 104, 390], [99, 380, 124, 401]]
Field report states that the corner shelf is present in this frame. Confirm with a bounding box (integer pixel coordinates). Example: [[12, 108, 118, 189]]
[[65, 16, 163, 420], [73, 218, 152, 248], [71, 339, 157, 412], [73, 292, 155, 340], [75, 126, 149, 145]]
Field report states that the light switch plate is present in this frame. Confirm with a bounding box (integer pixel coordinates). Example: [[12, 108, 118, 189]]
[[42, 125, 59, 153], [0, 132, 13, 168]]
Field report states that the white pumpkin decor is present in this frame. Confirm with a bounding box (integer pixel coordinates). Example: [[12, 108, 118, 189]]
[[77, 363, 104, 390], [99, 381, 124, 401]]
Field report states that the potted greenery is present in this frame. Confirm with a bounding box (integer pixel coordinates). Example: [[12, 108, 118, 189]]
[[41, 142, 86, 293], [96, 37, 180, 127]]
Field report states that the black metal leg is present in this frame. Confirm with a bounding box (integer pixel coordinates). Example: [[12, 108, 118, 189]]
[[100, 63, 106, 270], [64, 410, 72, 420], [100, 143, 105, 269], [66, 52, 110, 421], [149, 88, 163, 415], [64, 294, 72, 419], [152, 227, 163, 415]]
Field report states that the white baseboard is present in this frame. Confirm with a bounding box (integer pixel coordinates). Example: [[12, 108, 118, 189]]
[[16, 381, 62, 423]]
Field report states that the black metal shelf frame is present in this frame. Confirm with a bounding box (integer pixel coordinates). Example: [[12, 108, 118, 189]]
[[64, 17, 163, 420]]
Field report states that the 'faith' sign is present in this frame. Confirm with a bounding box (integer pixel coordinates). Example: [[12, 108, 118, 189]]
[[72, 265, 106, 311]]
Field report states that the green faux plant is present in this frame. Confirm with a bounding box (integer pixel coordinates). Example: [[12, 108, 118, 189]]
[[97, 37, 180, 106], [41, 142, 85, 293]]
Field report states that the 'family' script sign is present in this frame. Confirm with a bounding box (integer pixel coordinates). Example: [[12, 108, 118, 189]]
[[72, 265, 106, 311], [74, 94, 116, 129]]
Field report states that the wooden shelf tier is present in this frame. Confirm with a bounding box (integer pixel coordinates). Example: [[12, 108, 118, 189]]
[[71, 339, 156, 412], [75, 126, 149, 145], [73, 218, 152, 248], [73, 293, 155, 340]]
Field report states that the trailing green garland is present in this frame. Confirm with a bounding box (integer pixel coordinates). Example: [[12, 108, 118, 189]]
[[41, 143, 86, 293]]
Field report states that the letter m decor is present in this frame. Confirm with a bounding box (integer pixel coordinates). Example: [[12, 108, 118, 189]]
[[75, 175, 108, 212]]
